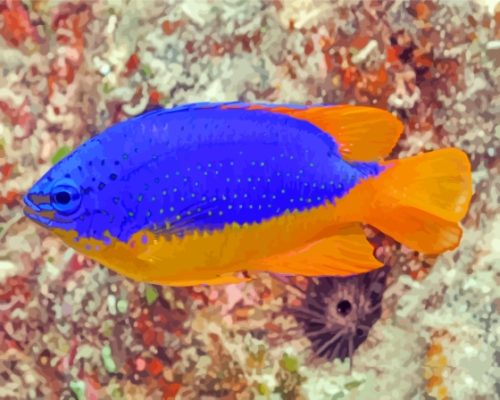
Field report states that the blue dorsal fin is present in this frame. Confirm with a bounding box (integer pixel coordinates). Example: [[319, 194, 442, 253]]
[[138, 101, 331, 115], [126, 102, 402, 162], [132, 101, 332, 122], [216, 103, 403, 162], [130, 102, 241, 121]]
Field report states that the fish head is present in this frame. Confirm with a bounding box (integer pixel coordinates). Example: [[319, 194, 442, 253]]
[[23, 139, 123, 241]]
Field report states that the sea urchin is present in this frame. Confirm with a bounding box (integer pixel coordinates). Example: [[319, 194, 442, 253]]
[[288, 266, 390, 364]]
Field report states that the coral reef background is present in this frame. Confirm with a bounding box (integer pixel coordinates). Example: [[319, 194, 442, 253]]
[[0, 0, 498, 399]]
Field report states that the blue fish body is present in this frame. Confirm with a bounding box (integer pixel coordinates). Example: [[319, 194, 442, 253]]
[[25, 103, 383, 244], [24, 102, 473, 286]]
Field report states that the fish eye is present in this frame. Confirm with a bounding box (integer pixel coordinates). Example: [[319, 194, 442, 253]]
[[55, 191, 71, 204], [50, 181, 81, 214]]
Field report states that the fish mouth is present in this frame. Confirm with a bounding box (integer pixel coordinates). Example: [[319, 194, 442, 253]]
[[23, 194, 45, 225], [23, 193, 42, 212], [23, 193, 66, 227], [23, 206, 56, 227], [24, 207, 75, 227], [23, 196, 78, 228]]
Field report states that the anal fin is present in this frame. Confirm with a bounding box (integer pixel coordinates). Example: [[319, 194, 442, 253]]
[[147, 272, 252, 287], [252, 224, 382, 277]]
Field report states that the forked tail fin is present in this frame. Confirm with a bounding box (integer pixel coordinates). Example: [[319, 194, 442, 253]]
[[346, 148, 473, 254]]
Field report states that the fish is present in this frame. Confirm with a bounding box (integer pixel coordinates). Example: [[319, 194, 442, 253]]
[[23, 102, 473, 286]]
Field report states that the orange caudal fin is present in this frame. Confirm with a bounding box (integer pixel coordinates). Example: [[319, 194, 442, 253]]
[[357, 148, 473, 254]]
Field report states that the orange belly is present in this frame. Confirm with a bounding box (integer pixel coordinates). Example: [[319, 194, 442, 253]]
[[53, 201, 346, 284]]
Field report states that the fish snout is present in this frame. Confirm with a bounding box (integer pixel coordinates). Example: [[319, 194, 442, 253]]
[[22, 192, 58, 225], [23, 193, 42, 212]]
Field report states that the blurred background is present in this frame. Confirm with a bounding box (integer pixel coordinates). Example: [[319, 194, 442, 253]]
[[0, 0, 499, 399]]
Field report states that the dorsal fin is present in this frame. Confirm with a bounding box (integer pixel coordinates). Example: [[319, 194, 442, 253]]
[[133, 102, 404, 162], [220, 103, 404, 162]]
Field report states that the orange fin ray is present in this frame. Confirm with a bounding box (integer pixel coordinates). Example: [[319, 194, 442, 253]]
[[378, 148, 473, 222], [251, 224, 382, 277], [369, 207, 463, 254]]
